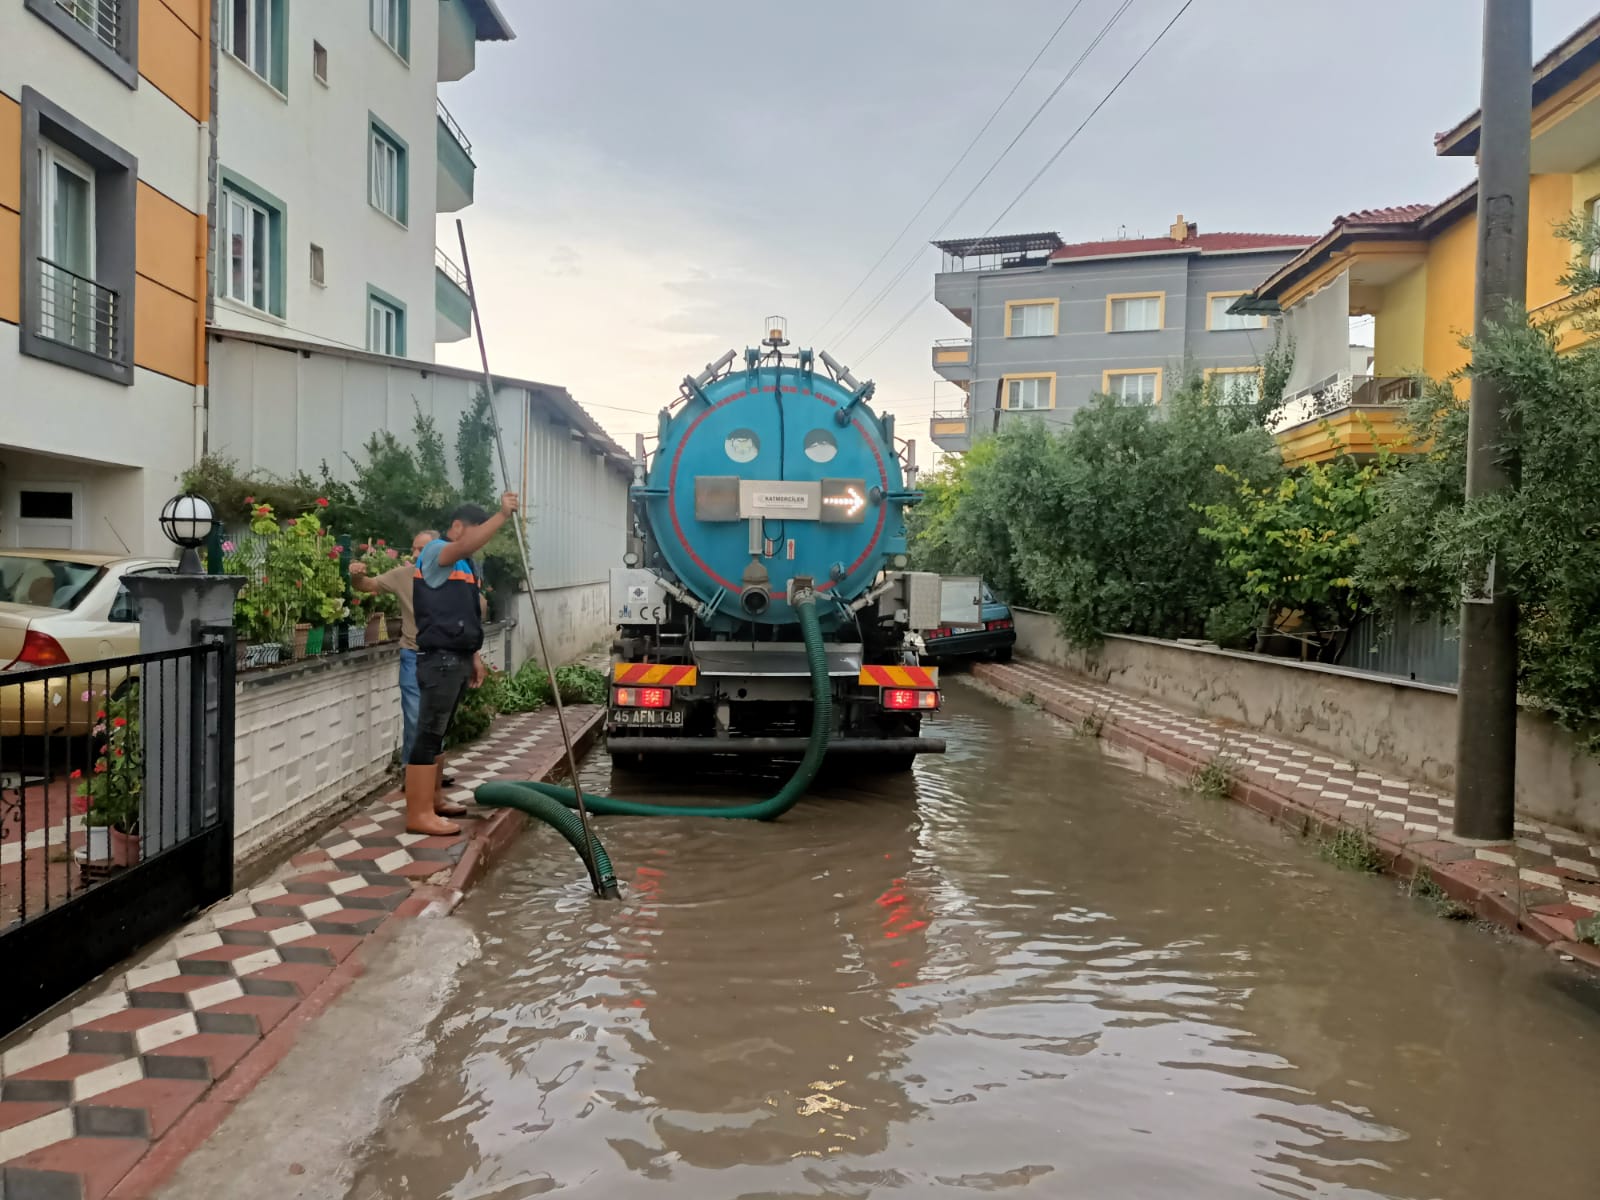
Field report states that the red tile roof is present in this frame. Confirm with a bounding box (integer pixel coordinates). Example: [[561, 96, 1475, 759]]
[[1049, 231, 1316, 261], [1334, 204, 1432, 226]]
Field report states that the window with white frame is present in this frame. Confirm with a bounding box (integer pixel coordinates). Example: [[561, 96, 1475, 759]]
[[368, 293, 404, 357], [1589, 196, 1600, 274], [369, 124, 405, 223], [1007, 301, 1056, 338], [1108, 294, 1162, 332], [370, 0, 407, 57], [224, 0, 284, 89], [1003, 376, 1051, 411], [38, 140, 97, 352], [1209, 293, 1265, 330], [220, 183, 279, 313], [1209, 369, 1261, 405], [1107, 372, 1158, 406]]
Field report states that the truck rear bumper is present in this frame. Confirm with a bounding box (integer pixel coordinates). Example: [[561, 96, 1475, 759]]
[[606, 736, 946, 755]]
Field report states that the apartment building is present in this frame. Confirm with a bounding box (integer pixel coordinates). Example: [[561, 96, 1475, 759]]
[[928, 216, 1315, 453], [1, 0, 210, 553], [210, 0, 512, 361]]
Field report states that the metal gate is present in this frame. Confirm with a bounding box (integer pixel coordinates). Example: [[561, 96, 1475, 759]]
[[0, 629, 235, 1035]]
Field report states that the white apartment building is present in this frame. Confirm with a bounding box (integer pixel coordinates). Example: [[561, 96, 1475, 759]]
[[210, 0, 511, 361]]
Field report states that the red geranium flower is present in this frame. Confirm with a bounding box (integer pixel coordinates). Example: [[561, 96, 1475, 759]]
[[112, 716, 127, 728], [71, 795, 89, 815], [316, 497, 330, 508], [95, 710, 106, 720], [70, 769, 82, 780], [286, 518, 298, 527], [112, 748, 123, 758], [245, 495, 256, 504]]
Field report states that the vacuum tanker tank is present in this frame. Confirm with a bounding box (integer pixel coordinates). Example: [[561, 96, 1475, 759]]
[[607, 321, 947, 771]]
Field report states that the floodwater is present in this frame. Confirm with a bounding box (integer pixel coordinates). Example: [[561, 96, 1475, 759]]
[[347, 684, 1600, 1200]]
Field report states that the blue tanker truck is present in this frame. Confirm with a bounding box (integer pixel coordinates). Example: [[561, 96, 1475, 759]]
[[605, 322, 948, 772]]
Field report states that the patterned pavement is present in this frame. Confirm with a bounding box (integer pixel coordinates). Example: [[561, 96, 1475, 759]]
[[974, 659, 1600, 965], [0, 704, 599, 1200]]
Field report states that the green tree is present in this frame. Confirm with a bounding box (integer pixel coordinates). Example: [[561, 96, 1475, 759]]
[[1199, 438, 1393, 658]]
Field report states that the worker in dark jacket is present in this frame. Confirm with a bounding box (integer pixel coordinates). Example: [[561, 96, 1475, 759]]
[[404, 491, 518, 835]]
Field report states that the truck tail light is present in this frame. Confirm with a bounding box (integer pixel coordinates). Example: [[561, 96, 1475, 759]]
[[986, 618, 1013, 631], [924, 626, 952, 641], [882, 688, 940, 711], [14, 631, 70, 669], [613, 686, 671, 709]]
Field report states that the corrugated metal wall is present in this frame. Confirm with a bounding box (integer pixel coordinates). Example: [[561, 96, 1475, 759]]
[[208, 335, 629, 592], [1337, 608, 1460, 686]]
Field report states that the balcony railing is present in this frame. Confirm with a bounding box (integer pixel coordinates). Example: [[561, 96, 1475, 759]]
[[1297, 374, 1418, 419], [57, 0, 119, 52], [437, 98, 474, 161], [37, 258, 121, 363], [435, 247, 468, 290]]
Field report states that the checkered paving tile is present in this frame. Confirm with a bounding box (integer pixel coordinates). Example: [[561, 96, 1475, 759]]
[[976, 660, 1600, 941], [0, 704, 599, 1200]]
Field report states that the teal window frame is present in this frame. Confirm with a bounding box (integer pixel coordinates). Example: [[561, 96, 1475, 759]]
[[217, 167, 288, 319], [366, 285, 406, 357], [367, 114, 409, 226], [369, 0, 410, 62], [222, 0, 289, 94]]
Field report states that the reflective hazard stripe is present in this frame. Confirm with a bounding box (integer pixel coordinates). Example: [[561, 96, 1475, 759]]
[[858, 665, 939, 688], [612, 663, 698, 686]]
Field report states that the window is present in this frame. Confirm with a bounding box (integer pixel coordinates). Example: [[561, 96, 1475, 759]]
[[1208, 292, 1265, 331], [224, 0, 286, 91], [1104, 370, 1160, 406], [110, 567, 174, 622], [310, 243, 325, 287], [20, 87, 137, 385], [1002, 375, 1053, 411], [219, 173, 286, 318], [370, 0, 409, 59], [313, 40, 328, 84], [38, 141, 96, 352], [1107, 293, 1163, 332], [24, 0, 137, 86], [1589, 197, 1600, 274], [1206, 367, 1262, 405], [1005, 299, 1057, 338], [367, 290, 406, 357], [368, 120, 408, 224]]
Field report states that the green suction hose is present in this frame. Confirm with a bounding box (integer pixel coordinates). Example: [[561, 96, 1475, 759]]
[[475, 591, 832, 875]]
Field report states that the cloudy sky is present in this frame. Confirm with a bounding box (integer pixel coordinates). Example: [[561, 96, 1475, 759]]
[[436, 0, 1596, 451]]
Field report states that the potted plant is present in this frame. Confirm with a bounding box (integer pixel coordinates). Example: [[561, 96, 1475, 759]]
[[72, 686, 142, 871], [223, 510, 289, 669], [355, 542, 403, 643]]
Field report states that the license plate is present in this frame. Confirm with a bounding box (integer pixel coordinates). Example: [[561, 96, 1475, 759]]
[[614, 707, 685, 727]]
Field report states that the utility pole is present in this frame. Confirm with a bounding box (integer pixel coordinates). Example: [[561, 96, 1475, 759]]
[[1454, 0, 1531, 843]]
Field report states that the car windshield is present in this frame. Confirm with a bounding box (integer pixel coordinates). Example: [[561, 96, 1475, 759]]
[[0, 556, 105, 612], [982, 585, 996, 603]]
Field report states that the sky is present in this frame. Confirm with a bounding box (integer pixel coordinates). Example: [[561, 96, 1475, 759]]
[[435, 0, 1599, 454]]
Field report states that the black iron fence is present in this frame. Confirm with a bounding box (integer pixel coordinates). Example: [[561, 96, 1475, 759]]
[[0, 628, 235, 1034]]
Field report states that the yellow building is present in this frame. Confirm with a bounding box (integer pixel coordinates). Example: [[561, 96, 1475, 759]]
[[1240, 14, 1600, 466], [2, 0, 210, 552]]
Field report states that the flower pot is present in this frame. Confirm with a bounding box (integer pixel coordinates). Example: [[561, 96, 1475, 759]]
[[109, 828, 140, 867], [386, 616, 402, 641], [293, 623, 312, 660], [366, 614, 386, 644], [83, 826, 112, 863], [236, 640, 249, 672], [305, 625, 325, 657]]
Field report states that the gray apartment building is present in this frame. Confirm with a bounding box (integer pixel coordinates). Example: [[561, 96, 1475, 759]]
[[928, 216, 1316, 453]]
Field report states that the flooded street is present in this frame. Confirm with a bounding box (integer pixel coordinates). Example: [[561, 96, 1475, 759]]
[[348, 684, 1600, 1199]]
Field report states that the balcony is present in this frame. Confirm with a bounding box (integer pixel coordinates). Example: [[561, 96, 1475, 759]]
[[930, 408, 972, 454], [1275, 374, 1419, 465], [436, 99, 475, 213], [37, 258, 122, 364], [435, 248, 472, 343], [931, 338, 972, 383]]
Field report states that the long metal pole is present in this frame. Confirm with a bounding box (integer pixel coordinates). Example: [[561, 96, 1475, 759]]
[[1453, 0, 1530, 843], [455, 220, 606, 897]]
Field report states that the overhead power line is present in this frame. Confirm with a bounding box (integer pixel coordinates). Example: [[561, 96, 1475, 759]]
[[813, 0, 1092, 346], [832, 0, 1137, 357]]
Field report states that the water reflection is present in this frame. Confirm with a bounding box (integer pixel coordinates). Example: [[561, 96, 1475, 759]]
[[348, 688, 1600, 1200]]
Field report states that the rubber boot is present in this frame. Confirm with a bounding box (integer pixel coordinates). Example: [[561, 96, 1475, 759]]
[[404, 763, 460, 836], [435, 759, 467, 817]]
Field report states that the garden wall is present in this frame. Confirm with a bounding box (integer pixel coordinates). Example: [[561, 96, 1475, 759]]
[[1012, 608, 1600, 837], [232, 621, 513, 863]]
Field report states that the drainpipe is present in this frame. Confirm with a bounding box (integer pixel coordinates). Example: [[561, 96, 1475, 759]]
[[193, 0, 220, 465]]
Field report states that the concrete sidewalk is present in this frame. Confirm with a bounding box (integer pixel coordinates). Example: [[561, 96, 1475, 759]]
[[973, 659, 1600, 973], [0, 705, 601, 1200]]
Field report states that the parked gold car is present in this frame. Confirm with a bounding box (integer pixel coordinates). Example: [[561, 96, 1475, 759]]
[[0, 551, 175, 737]]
